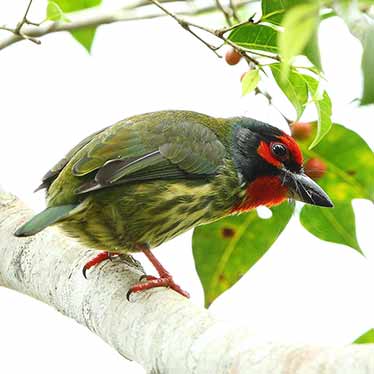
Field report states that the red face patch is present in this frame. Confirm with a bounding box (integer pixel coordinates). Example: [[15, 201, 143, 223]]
[[257, 133, 303, 168], [257, 141, 282, 167], [277, 134, 303, 165], [231, 176, 288, 213]]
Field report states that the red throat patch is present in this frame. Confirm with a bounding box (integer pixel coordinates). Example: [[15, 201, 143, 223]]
[[231, 176, 288, 213]]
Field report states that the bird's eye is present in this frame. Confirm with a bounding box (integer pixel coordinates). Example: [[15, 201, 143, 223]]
[[270, 142, 289, 161]]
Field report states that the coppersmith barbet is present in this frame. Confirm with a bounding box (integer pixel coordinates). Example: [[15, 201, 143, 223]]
[[15, 110, 333, 297]]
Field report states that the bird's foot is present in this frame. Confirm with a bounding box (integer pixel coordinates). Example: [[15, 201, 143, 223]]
[[127, 274, 190, 301], [83, 251, 119, 278]]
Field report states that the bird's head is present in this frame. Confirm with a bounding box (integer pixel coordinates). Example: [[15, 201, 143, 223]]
[[231, 118, 333, 212]]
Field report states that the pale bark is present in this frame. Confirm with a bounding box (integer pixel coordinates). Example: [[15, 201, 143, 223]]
[[1, 190, 374, 374]]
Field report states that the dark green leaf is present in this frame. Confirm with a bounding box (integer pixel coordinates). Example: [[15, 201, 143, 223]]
[[271, 63, 308, 119], [298, 123, 374, 252], [361, 26, 374, 105], [241, 69, 260, 95], [228, 24, 278, 53], [300, 202, 362, 253], [278, 3, 319, 79], [261, 0, 306, 24], [300, 74, 332, 148], [354, 329, 374, 344], [50, 0, 101, 52], [192, 204, 294, 307]]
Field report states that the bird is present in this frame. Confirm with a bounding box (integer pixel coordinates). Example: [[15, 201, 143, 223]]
[[15, 110, 333, 298]]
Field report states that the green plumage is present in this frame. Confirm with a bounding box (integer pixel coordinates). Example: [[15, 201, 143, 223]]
[[16, 110, 245, 252]]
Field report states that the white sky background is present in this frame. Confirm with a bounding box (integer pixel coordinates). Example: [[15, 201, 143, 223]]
[[1, 1, 374, 373]]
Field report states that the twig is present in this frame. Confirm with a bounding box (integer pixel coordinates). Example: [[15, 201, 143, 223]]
[[149, 0, 221, 56], [215, 0, 233, 25], [14, 0, 34, 33], [215, 18, 253, 37], [147, 0, 282, 66], [230, 0, 241, 22], [255, 85, 293, 125], [12, 0, 41, 44]]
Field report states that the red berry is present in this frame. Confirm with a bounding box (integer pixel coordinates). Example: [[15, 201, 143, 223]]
[[291, 122, 313, 140], [225, 48, 242, 65], [304, 158, 327, 180]]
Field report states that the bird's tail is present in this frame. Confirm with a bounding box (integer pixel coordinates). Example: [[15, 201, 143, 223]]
[[14, 204, 78, 237]]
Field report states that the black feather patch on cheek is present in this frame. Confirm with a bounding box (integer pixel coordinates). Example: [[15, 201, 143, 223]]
[[232, 127, 277, 184]]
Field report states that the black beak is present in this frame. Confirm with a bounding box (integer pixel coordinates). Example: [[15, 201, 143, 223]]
[[283, 171, 334, 207]]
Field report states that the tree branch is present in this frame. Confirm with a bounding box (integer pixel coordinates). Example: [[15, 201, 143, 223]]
[[0, 0, 252, 51], [1, 191, 374, 373]]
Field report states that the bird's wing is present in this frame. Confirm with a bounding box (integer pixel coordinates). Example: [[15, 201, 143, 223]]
[[70, 112, 226, 194], [36, 126, 109, 191]]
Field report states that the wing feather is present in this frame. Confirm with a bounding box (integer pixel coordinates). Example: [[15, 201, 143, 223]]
[[41, 111, 227, 195]]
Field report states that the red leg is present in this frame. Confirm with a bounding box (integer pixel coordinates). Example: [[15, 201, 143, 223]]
[[127, 246, 190, 300], [83, 251, 119, 278]]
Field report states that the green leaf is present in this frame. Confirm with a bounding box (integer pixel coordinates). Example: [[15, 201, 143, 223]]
[[300, 74, 332, 149], [300, 202, 362, 253], [303, 26, 322, 70], [192, 204, 294, 307], [298, 123, 374, 252], [46, 1, 65, 21], [361, 26, 374, 105], [299, 123, 374, 202], [52, 0, 101, 13], [354, 329, 374, 344], [228, 24, 278, 53], [262, 0, 322, 71], [71, 27, 96, 53], [271, 63, 308, 119], [241, 69, 260, 96], [49, 0, 102, 52], [261, 0, 305, 24], [278, 3, 319, 79]]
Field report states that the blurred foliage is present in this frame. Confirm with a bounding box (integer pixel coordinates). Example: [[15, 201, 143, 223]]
[[361, 26, 374, 104], [241, 69, 260, 95]]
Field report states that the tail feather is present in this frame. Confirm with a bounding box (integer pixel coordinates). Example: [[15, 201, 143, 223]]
[[14, 204, 77, 237]]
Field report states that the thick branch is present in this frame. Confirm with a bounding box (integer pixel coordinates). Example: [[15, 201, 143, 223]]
[[1, 191, 374, 373]]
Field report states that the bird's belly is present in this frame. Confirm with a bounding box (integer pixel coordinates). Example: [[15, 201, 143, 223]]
[[57, 180, 229, 252]]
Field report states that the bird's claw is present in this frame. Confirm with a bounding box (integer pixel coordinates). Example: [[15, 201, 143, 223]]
[[138, 274, 158, 282], [82, 251, 117, 279], [126, 275, 190, 302]]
